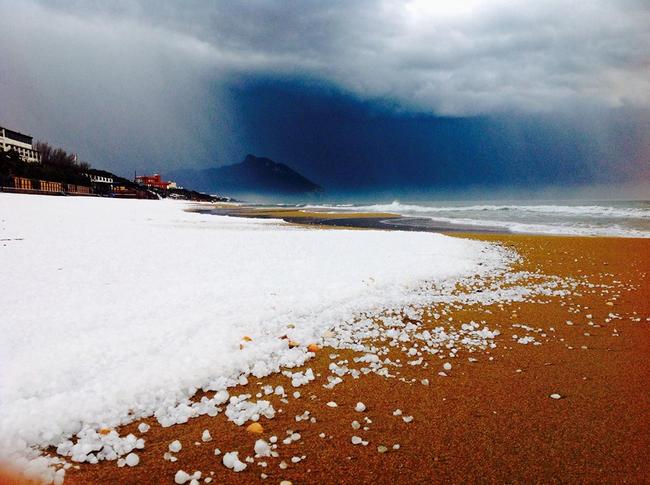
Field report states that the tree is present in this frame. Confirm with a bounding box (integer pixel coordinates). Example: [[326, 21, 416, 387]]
[[35, 141, 79, 169]]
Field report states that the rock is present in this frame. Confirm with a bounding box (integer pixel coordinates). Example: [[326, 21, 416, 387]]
[[355, 402, 366, 412], [443, 362, 452, 371], [169, 440, 182, 453], [326, 401, 338, 408], [137, 423, 150, 433], [377, 445, 388, 453], [201, 430, 212, 442], [246, 422, 264, 434], [550, 393, 563, 400], [351, 436, 363, 445]]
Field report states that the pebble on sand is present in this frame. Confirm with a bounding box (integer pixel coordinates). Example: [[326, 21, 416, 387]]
[[246, 422, 264, 434]]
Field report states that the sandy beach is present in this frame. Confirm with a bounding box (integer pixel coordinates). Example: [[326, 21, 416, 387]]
[[57, 231, 649, 484]]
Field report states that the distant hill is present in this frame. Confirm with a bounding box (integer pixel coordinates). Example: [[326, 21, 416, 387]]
[[169, 155, 323, 197]]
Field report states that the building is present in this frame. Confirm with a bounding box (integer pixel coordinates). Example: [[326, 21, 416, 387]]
[[0, 125, 40, 163], [87, 173, 114, 184], [135, 173, 177, 190]]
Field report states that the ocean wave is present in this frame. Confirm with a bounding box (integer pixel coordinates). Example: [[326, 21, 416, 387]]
[[353, 201, 650, 219], [385, 215, 650, 238]]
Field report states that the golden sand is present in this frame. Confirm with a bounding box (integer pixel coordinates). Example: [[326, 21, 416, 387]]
[[59, 234, 649, 484]]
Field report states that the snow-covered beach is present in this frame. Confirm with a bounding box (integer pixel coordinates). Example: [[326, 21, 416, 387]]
[[0, 193, 511, 480]]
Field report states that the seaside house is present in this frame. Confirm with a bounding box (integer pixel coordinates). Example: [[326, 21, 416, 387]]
[[135, 173, 177, 190], [0, 125, 40, 163]]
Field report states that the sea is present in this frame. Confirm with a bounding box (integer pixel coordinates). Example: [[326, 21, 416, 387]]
[[297, 200, 650, 238]]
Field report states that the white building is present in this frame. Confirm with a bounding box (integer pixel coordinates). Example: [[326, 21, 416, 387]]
[[87, 174, 114, 184], [0, 125, 40, 163]]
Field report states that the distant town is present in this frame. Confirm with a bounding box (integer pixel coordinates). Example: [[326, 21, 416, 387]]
[[0, 124, 227, 202]]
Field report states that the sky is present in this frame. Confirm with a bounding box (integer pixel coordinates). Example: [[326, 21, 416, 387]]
[[1, 0, 649, 197]]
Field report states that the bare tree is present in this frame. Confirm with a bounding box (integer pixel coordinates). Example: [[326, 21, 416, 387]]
[[35, 141, 87, 169]]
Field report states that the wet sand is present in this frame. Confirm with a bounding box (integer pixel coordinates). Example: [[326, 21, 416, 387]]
[[197, 206, 504, 233], [57, 231, 650, 485]]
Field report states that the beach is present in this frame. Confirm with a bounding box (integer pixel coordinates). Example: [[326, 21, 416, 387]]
[[62, 233, 649, 484], [1, 195, 648, 484]]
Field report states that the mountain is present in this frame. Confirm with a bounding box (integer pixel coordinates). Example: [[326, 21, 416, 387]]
[[168, 155, 323, 197]]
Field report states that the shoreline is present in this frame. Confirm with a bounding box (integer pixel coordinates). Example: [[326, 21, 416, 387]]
[[197, 204, 650, 237], [61, 230, 650, 484]]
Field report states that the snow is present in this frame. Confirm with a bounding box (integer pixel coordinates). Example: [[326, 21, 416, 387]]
[[0, 193, 510, 477]]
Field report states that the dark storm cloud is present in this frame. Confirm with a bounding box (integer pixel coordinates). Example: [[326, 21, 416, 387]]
[[0, 0, 648, 187], [227, 79, 650, 192], [29, 0, 650, 114]]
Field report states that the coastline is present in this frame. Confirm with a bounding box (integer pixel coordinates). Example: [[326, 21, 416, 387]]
[[62, 228, 650, 484]]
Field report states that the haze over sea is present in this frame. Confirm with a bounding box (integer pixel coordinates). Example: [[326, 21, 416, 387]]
[[297, 199, 650, 238]]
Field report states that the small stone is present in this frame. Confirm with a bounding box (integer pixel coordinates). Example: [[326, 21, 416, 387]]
[[351, 436, 363, 445], [169, 440, 182, 453], [355, 402, 366, 412], [351, 420, 361, 430], [443, 362, 452, 371], [550, 393, 563, 400], [201, 430, 212, 442], [137, 423, 150, 433], [377, 445, 388, 453], [326, 401, 338, 408], [246, 422, 264, 434]]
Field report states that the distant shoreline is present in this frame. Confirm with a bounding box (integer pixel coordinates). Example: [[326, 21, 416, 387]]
[[197, 205, 509, 235], [196, 204, 650, 237]]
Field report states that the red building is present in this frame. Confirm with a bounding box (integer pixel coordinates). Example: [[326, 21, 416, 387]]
[[135, 173, 172, 189]]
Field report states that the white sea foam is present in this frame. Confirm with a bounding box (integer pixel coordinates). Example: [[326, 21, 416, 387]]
[[306, 200, 650, 237], [352, 201, 650, 219]]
